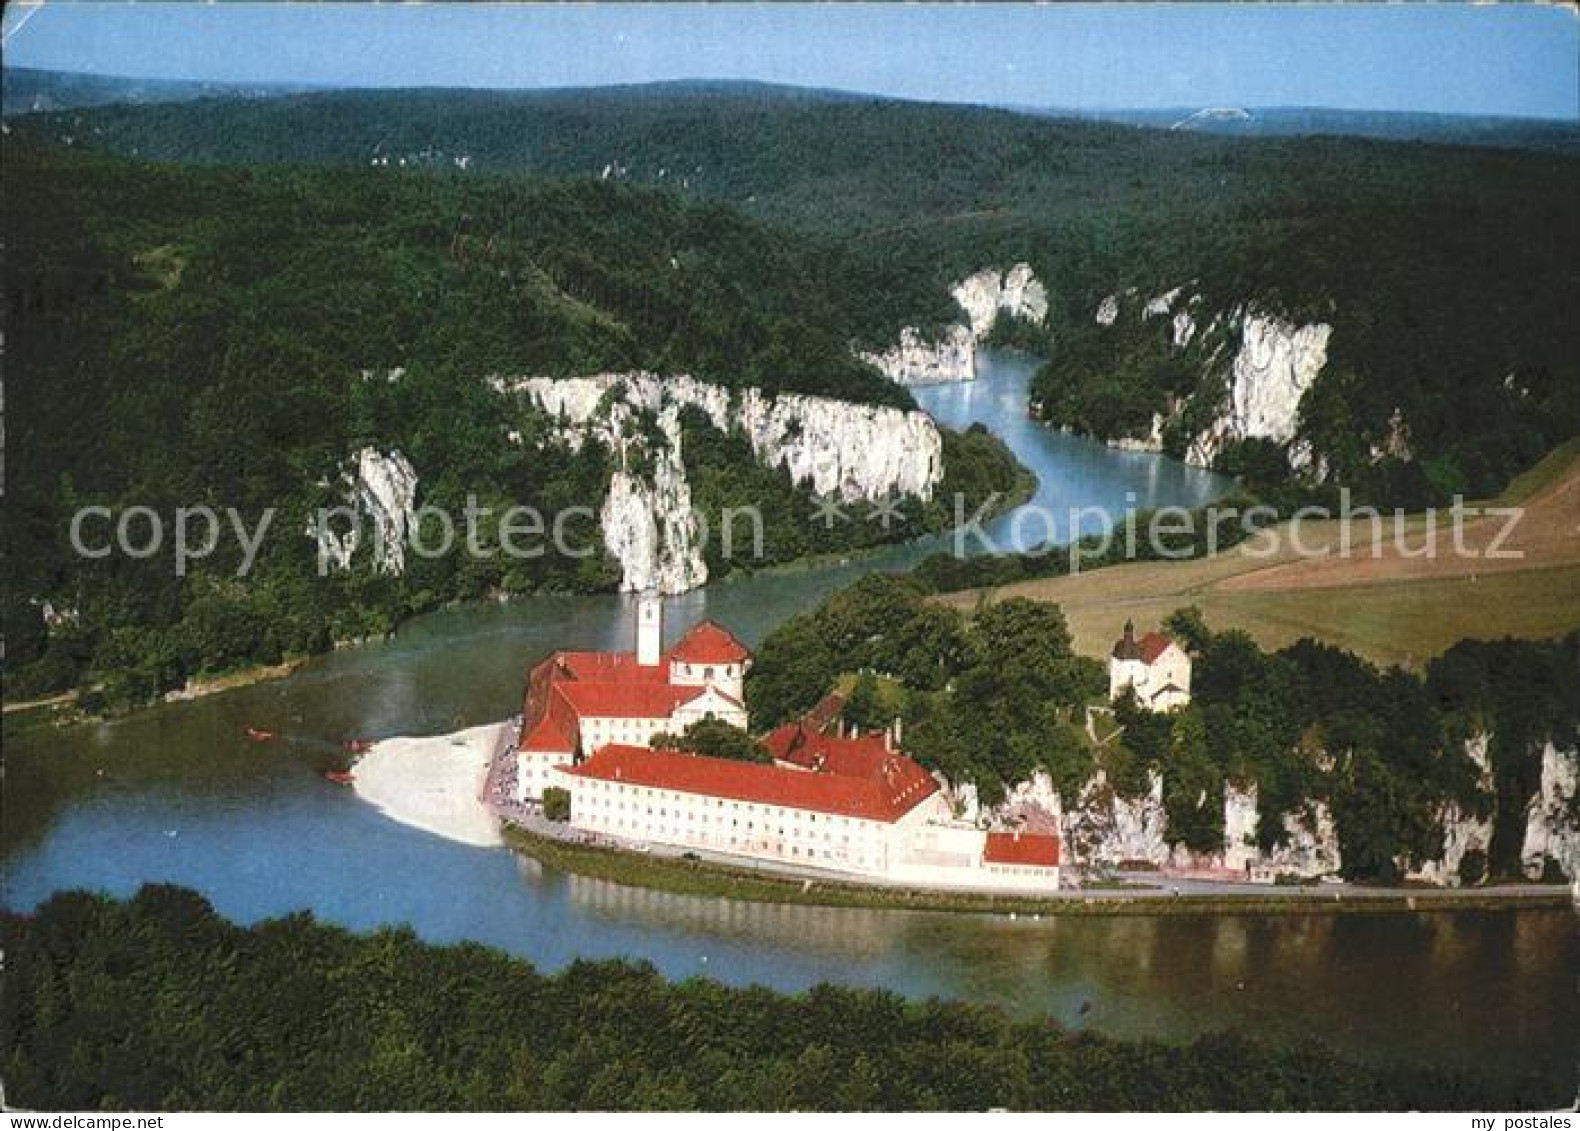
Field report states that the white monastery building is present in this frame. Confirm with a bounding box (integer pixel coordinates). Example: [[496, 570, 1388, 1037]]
[[514, 592, 750, 801], [1108, 620, 1192, 711], [513, 598, 1062, 893]]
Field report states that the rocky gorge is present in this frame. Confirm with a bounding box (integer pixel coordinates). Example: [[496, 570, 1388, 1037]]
[[307, 373, 948, 596], [499, 372, 944, 593], [862, 264, 1049, 385], [1074, 285, 1337, 477]]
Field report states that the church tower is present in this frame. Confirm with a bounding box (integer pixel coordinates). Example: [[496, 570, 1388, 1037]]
[[637, 589, 663, 666]]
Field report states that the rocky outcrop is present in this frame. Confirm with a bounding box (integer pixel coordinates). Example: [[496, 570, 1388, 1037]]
[[1061, 770, 1171, 867], [498, 372, 943, 593], [1263, 800, 1343, 878], [1080, 288, 1333, 474], [953, 731, 1573, 886], [313, 447, 418, 574], [1521, 742, 1580, 881], [1408, 735, 1496, 887], [1163, 783, 1340, 880], [1186, 312, 1332, 468], [953, 263, 1048, 337], [860, 325, 977, 385], [863, 264, 1046, 385]]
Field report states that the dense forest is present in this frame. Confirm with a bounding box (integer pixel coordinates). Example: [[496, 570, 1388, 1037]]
[[744, 574, 1579, 882], [17, 81, 1579, 505], [1, 137, 1018, 710], [0, 886, 1549, 1110], [6, 80, 1578, 709]]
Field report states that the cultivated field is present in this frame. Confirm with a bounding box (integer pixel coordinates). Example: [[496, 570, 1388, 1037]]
[[941, 443, 1580, 666]]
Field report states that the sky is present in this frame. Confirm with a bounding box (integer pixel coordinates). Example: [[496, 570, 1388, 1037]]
[[3, 2, 1577, 120]]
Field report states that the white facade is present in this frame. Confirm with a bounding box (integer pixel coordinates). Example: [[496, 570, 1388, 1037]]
[[637, 590, 663, 667], [668, 656, 747, 704], [556, 768, 1060, 893], [1108, 627, 1192, 712], [574, 685, 749, 754]]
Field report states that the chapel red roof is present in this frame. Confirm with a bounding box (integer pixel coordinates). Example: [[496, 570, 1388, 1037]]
[[667, 621, 751, 665], [1112, 622, 1176, 665], [1137, 632, 1174, 664], [983, 830, 1061, 867], [568, 743, 939, 823]]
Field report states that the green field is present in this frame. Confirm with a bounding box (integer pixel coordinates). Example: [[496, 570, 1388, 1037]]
[[942, 448, 1580, 667]]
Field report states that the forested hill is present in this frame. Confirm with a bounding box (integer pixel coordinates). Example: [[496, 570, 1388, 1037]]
[[3, 137, 1005, 708], [1, 65, 322, 116], [21, 80, 1579, 505], [1038, 105, 1580, 154]]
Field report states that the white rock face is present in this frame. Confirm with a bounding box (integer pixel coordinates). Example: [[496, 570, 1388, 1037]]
[[1264, 800, 1342, 877], [314, 447, 419, 574], [953, 263, 1049, 336], [860, 325, 976, 385], [1095, 294, 1120, 326], [1186, 312, 1332, 467], [1143, 287, 1183, 320], [500, 372, 943, 593], [1220, 782, 1261, 873], [1163, 781, 1340, 879], [600, 450, 708, 597], [1410, 735, 1496, 887], [865, 264, 1046, 385], [1521, 742, 1580, 880], [1061, 770, 1171, 867]]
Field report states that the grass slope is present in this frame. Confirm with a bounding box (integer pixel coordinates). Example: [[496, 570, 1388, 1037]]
[[941, 447, 1580, 667]]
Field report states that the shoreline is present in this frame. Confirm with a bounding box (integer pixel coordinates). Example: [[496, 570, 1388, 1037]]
[[502, 816, 1574, 918], [23, 461, 1040, 727], [351, 723, 506, 848]]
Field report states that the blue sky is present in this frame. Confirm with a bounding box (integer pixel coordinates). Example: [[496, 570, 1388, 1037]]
[[4, 2, 1577, 120]]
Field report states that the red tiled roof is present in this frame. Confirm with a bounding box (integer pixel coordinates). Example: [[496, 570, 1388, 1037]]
[[555, 681, 702, 720], [667, 621, 750, 665], [518, 626, 752, 758], [568, 744, 938, 823], [554, 650, 671, 682], [521, 688, 579, 752], [984, 831, 1061, 867], [765, 723, 895, 780], [1137, 632, 1174, 665], [802, 691, 847, 736]]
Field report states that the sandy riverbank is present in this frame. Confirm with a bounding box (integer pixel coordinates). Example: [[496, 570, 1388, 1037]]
[[352, 723, 505, 847]]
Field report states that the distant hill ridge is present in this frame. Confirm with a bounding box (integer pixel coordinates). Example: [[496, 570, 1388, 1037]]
[[9, 66, 1578, 152]]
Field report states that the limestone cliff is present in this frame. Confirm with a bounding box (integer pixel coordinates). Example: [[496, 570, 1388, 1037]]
[[860, 325, 978, 385], [1062, 770, 1171, 866], [1407, 735, 1496, 887], [1521, 742, 1580, 881], [312, 447, 419, 574], [1186, 311, 1332, 468], [1080, 288, 1334, 474], [956, 730, 1577, 886], [497, 372, 943, 594], [863, 263, 1047, 385]]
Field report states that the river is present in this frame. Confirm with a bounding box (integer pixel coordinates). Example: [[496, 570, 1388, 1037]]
[[4, 350, 1574, 1093]]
